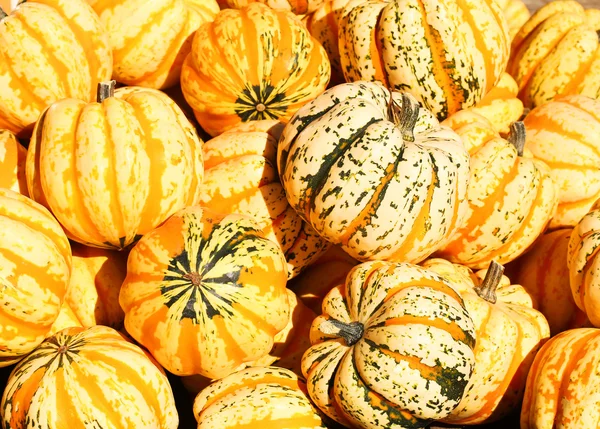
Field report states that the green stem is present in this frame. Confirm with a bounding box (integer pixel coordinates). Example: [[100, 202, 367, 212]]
[[97, 80, 116, 103], [319, 318, 364, 347], [474, 261, 505, 304], [508, 121, 526, 156], [388, 92, 420, 143]]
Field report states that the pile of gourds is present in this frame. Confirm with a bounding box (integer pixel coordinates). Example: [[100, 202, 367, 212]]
[[1, 0, 600, 427]]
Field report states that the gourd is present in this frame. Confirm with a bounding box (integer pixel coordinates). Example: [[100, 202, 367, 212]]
[[216, 0, 324, 15], [0, 130, 28, 196], [496, 0, 531, 40]]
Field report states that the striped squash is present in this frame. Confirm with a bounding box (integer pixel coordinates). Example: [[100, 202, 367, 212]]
[[88, 0, 219, 89], [424, 259, 550, 425], [523, 94, 600, 228], [199, 120, 329, 278], [180, 2, 331, 136], [301, 261, 476, 428], [0, 0, 112, 136], [436, 113, 557, 269], [495, 0, 531, 40], [193, 366, 325, 428], [278, 81, 470, 264], [26, 81, 204, 250], [0, 188, 72, 367], [1, 326, 178, 428], [338, 0, 510, 120], [0, 130, 28, 196], [47, 302, 83, 337], [521, 328, 600, 429], [66, 242, 128, 329], [467, 72, 525, 136], [119, 205, 289, 379], [216, 0, 324, 14], [508, 0, 600, 108], [509, 228, 590, 336]]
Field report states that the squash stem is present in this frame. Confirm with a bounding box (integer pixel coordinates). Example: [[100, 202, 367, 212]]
[[474, 261, 504, 304], [388, 92, 420, 143], [508, 121, 526, 156], [97, 80, 116, 103], [0, 8, 7, 19], [319, 318, 364, 347]]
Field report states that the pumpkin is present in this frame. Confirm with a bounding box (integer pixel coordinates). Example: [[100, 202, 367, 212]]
[[26, 81, 204, 250], [523, 94, 600, 228], [278, 81, 470, 264], [496, 0, 531, 40], [193, 366, 325, 428], [0, 129, 28, 196], [521, 327, 600, 429], [119, 205, 290, 379], [301, 261, 476, 428], [508, 0, 600, 108], [0, 0, 112, 136], [0, 188, 72, 367], [509, 228, 590, 336], [66, 242, 128, 329], [423, 259, 550, 425], [467, 72, 525, 136], [290, 244, 358, 314], [216, 0, 324, 15], [180, 2, 331, 136], [436, 114, 557, 269], [338, 0, 510, 120], [1, 325, 178, 428], [88, 0, 219, 90], [199, 120, 329, 278]]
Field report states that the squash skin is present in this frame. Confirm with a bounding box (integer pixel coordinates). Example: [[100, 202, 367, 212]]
[[0, 130, 28, 196], [338, 0, 510, 120], [180, 3, 331, 136], [88, 0, 219, 89], [523, 94, 600, 229], [0, 326, 179, 429], [119, 205, 290, 379], [0, 0, 112, 136], [217, 0, 324, 15], [495, 0, 531, 40], [26, 85, 204, 250], [301, 261, 476, 428], [278, 81, 470, 264], [0, 188, 72, 367]]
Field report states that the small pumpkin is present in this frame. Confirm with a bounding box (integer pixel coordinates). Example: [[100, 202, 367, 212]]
[[1, 326, 178, 428], [301, 261, 476, 428], [193, 366, 326, 428], [338, 0, 510, 120], [88, 0, 219, 89], [180, 2, 331, 136], [495, 0, 531, 40], [521, 327, 600, 429], [278, 81, 470, 264], [0, 188, 72, 367], [508, 0, 600, 108], [26, 81, 204, 250], [119, 205, 289, 379], [0, 0, 112, 136], [523, 94, 600, 228], [216, 0, 324, 15], [0, 129, 28, 196]]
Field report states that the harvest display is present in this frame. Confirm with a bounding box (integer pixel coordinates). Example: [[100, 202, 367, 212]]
[[1, 0, 600, 428]]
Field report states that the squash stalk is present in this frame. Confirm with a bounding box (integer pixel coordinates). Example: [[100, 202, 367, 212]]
[[388, 92, 420, 143], [508, 121, 526, 156], [0, 8, 7, 19], [474, 260, 504, 304], [318, 318, 364, 347], [97, 80, 116, 103]]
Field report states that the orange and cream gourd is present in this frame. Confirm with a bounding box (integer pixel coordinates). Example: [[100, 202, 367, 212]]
[[0, 130, 27, 196]]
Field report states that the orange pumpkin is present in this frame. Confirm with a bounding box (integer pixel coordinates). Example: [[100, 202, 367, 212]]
[[0, 129, 28, 196], [26, 81, 204, 250], [180, 3, 331, 136], [0, 0, 112, 136]]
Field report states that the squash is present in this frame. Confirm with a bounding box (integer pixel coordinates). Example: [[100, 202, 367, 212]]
[[508, 0, 600, 108], [216, 0, 324, 15], [26, 81, 204, 250], [88, 0, 219, 89], [495, 0, 531, 40], [523, 94, 600, 228], [180, 2, 331, 136], [423, 259, 551, 425], [119, 205, 290, 379], [47, 302, 83, 337], [0, 129, 28, 196], [0, 0, 112, 137], [301, 261, 476, 428], [521, 327, 600, 429], [193, 366, 325, 428], [509, 228, 590, 336], [278, 81, 470, 264], [436, 115, 557, 269], [338, 0, 510, 120], [0, 188, 71, 367], [0, 325, 178, 428], [199, 120, 329, 278]]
